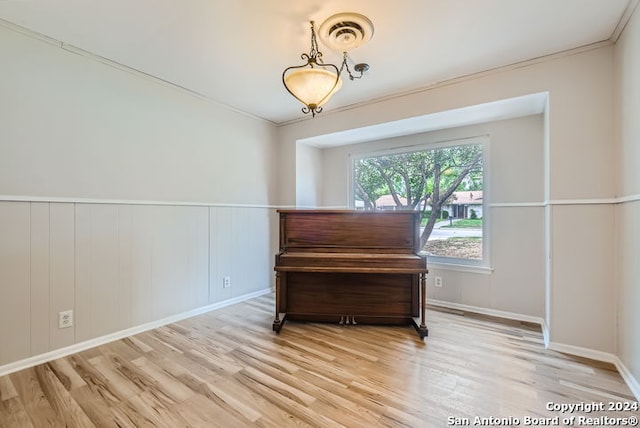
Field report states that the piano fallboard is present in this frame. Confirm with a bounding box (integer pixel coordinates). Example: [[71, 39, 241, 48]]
[[276, 251, 426, 273]]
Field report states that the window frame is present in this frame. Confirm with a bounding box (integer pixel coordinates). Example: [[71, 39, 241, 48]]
[[348, 135, 491, 270]]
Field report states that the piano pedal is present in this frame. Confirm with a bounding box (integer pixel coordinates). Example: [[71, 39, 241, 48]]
[[339, 316, 358, 326]]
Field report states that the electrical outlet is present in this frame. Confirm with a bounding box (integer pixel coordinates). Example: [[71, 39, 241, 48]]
[[223, 276, 231, 288], [59, 310, 73, 328], [434, 276, 443, 288]]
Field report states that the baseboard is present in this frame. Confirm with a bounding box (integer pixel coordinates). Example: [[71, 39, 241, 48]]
[[614, 358, 640, 401], [0, 288, 272, 377], [428, 299, 545, 326], [548, 341, 619, 364], [548, 342, 640, 401]]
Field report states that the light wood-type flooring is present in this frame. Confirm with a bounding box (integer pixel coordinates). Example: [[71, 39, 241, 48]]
[[1, 294, 637, 427]]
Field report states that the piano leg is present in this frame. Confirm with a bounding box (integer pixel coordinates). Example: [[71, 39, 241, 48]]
[[273, 271, 286, 333], [412, 272, 429, 339]]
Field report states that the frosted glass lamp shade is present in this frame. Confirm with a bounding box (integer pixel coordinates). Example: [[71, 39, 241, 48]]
[[283, 68, 343, 109]]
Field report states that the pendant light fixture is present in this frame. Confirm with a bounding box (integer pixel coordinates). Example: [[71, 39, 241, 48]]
[[282, 13, 374, 118]]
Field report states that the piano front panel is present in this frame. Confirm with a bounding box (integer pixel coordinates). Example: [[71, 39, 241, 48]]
[[285, 272, 418, 318]]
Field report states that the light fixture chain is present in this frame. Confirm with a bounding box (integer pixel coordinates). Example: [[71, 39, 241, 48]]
[[309, 21, 323, 66], [340, 52, 366, 80], [340, 52, 353, 80]]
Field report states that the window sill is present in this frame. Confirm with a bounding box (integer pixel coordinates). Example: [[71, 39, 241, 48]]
[[427, 261, 494, 275]]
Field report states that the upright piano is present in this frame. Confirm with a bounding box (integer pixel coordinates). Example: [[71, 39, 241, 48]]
[[273, 209, 428, 338]]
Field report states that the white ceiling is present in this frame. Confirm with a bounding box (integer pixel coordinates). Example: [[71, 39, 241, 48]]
[[0, 0, 634, 125]]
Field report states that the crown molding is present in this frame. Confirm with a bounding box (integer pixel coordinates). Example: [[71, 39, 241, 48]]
[[610, 0, 640, 41]]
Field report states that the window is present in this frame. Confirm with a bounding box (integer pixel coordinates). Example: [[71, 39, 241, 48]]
[[351, 137, 487, 266]]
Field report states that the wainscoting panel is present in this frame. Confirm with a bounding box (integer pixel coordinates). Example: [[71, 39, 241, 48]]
[[48, 203, 75, 350], [75, 204, 210, 341], [209, 206, 275, 304], [76, 204, 127, 341], [130, 205, 209, 324], [0, 202, 31, 365], [0, 200, 276, 369], [209, 206, 234, 303], [29, 202, 52, 356]]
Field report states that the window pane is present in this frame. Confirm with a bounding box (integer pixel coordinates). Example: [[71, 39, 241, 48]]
[[353, 142, 484, 262]]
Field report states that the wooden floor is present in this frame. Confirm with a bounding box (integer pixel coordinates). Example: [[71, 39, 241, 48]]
[[0, 294, 637, 427]]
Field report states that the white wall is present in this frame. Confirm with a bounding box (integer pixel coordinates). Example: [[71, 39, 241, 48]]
[[295, 143, 324, 207], [0, 24, 279, 368], [614, 4, 640, 395], [0, 25, 278, 205], [278, 45, 618, 357]]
